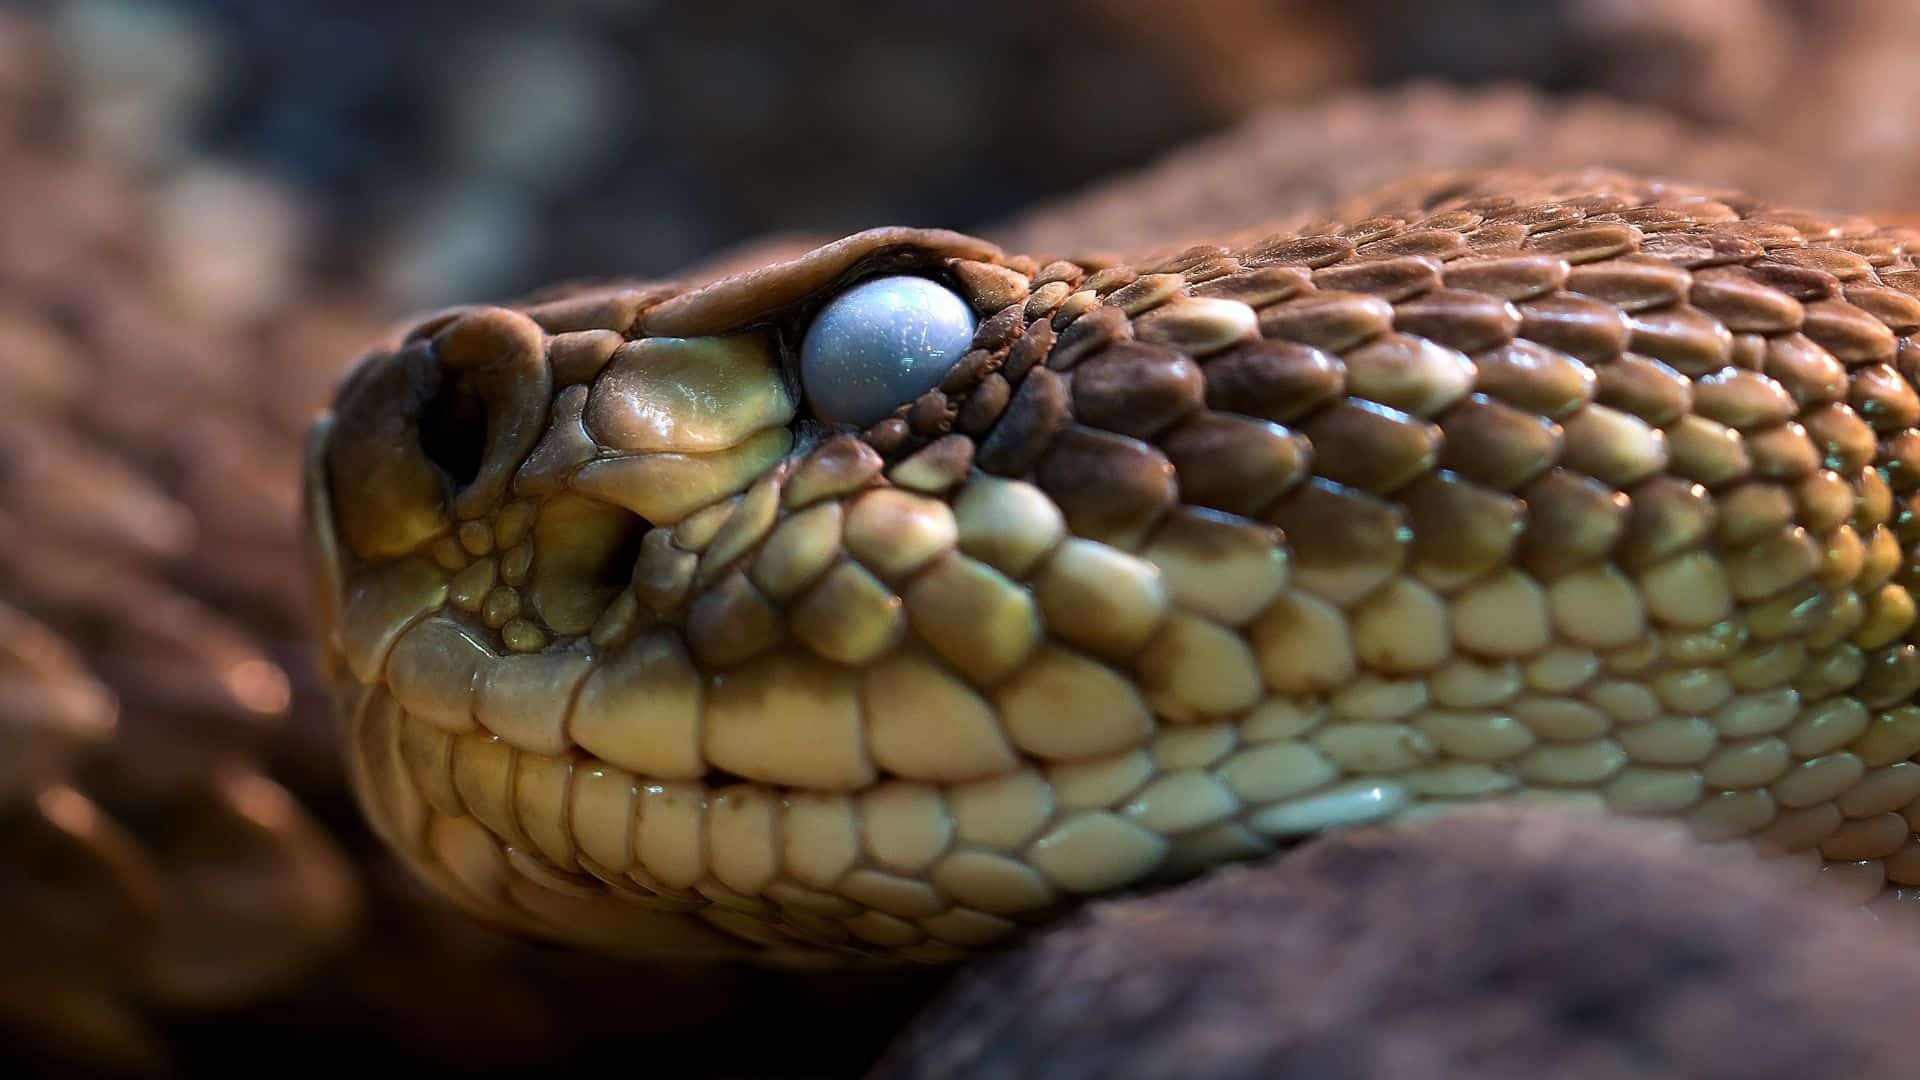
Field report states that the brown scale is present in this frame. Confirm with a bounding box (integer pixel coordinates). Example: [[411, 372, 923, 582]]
[[1027, 188, 1904, 800], [914, 170, 1920, 904]]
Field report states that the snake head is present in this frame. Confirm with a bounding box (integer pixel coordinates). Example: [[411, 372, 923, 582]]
[[310, 226, 1253, 958], [308, 177, 1920, 963], [305, 222, 1387, 960]]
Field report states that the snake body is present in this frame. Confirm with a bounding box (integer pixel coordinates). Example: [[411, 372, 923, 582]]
[[310, 169, 1920, 961], [21, 45, 1886, 1067]]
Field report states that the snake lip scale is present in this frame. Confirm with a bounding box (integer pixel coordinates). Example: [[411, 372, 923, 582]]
[[307, 170, 1920, 963]]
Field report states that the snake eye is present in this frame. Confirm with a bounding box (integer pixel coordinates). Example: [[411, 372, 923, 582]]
[[799, 274, 977, 427]]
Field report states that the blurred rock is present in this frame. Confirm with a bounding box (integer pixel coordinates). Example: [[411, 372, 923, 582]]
[[44, 1, 1225, 306], [990, 84, 1820, 257], [43, 0, 1920, 311], [877, 807, 1920, 1080], [372, 179, 539, 306], [433, 25, 624, 194], [153, 162, 312, 323], [51, 0, 226, 167]]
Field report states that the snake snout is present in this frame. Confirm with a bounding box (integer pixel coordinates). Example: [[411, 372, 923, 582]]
[[312, 305, 807, 670], [326, 308, 552, 562]]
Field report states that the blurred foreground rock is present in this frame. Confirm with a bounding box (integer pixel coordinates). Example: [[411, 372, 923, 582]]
[[878, 808, 1920, 1080]]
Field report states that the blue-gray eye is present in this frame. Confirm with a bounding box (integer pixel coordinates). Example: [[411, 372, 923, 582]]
[[800, 275, 977, 427]]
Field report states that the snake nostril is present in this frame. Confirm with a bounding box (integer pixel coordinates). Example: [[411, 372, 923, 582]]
[[326, 308, 550, 561], [417, 365, 489, 491], [428, 307, 553, 522]]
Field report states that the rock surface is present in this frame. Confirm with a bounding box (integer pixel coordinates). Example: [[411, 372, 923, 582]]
[[877, 808, 1920, 1080]]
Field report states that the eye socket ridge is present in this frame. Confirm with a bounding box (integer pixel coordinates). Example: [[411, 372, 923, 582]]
[[798, 273, 977, 428]]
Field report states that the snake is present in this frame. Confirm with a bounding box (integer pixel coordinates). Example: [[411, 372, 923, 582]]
[[15, 14, 1920, 1058], [307, 166, 1920, 963]]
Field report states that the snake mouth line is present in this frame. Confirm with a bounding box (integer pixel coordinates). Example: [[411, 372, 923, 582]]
[[309, 175, 1920, 962]]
